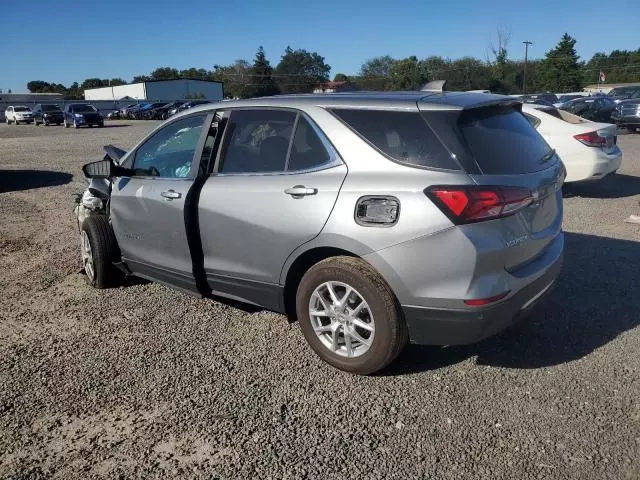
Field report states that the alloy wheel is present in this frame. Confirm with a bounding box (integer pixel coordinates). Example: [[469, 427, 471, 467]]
[[80, 230, 95, 281], [308, 281, 375, 358]]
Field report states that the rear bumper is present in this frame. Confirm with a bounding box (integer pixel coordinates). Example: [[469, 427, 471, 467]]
[[402, 247, 563, 345], [402, 233, 564, 345], [564, 148, 622, 183]]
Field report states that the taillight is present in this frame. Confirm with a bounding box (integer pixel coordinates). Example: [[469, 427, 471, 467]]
[[425, 186, 534, 224], [574, 131, 606, 147], [464, 291, 510, 306]]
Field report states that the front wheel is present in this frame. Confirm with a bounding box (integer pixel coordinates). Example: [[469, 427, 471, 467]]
[[80, 215, 121, 288], [296, 256, 408, 375]]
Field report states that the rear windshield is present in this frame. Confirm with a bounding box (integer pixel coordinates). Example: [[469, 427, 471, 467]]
[[459, 106, 553, 175], [331, 109, 459, 170]]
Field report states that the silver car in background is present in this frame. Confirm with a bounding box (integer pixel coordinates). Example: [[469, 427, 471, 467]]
[[76, 91, 564, 374]]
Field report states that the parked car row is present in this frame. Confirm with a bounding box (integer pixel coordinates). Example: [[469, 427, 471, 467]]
[[4, 104, 104, 128], [4, 100, 215, 127], [115, 100, 212, 120]]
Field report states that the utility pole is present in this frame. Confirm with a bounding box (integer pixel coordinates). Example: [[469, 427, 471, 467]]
[[523, 41, 533, 94]]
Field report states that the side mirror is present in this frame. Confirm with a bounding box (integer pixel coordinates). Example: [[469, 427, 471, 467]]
[[82, 159, 134, 179]]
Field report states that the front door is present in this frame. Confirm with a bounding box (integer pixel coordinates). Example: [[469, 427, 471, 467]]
[[110, 113, 210, 291], [198, 109, 347, 304]]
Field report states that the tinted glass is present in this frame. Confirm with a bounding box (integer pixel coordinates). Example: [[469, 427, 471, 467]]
[[332, 109, 458, 170], [523, 112, 541, 128], [220, 109, 296, 174], [459, 107, 553, 174], [71, 104, 97, 113], [42, 105, 61, 111], [134, 114, 205, 178], [14, 107, 30, 112], [287, 117, 332, 171], [536, 107, 563, 119]]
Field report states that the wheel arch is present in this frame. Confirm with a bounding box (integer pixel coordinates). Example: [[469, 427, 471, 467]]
[[283, 246, 361, 322]]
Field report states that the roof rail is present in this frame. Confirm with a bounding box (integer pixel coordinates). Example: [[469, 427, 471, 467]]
[[420, 80, 447, 92]]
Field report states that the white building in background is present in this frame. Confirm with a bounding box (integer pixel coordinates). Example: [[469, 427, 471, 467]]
[[84, 79, 224, 101]]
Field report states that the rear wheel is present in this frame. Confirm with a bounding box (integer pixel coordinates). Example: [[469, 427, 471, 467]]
[[296, 256, 408, 375], [80, 215, 121, 289]]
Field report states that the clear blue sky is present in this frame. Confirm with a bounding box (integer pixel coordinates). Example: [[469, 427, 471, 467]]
[[1, 0, 638, 92]]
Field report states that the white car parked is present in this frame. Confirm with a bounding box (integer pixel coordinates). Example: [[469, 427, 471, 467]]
[[522, 104, 622, 183], [5, 105, 34, 124]]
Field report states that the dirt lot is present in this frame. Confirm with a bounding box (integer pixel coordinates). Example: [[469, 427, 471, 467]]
[[0, 120, 639, 479]]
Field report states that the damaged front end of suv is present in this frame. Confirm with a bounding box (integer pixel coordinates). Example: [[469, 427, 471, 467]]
[[73, 144, 128, 229]]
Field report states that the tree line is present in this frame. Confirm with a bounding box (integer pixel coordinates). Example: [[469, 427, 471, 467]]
[[26, 33, 640, 99]]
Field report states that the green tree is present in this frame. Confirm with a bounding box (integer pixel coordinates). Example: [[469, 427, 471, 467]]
[[179, 68, 209, 80], [388, 56, 423, 90], [333, 73, 349, 82], [80, 78, 108, 90], [150, 67, 180, 80], [27, 80, 53, 93], [360, 55, 396, 77], [583, 49, 640, 85], [274, 46, 331, 94], [109, 78, 127, 86], [132, 75, 151, 83], [243, 46, 279, 98], [211, 59, 251, 98], [539, 33, 583, 92]]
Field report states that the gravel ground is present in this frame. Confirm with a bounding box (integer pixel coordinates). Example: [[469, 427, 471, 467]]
[[0, 120, 638, 479]]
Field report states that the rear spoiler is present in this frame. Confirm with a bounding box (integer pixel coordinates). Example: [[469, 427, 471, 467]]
[[103, 145, 127, 165]]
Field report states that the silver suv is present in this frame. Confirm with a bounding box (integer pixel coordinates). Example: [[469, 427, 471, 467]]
[[75, 92, 564, 374]]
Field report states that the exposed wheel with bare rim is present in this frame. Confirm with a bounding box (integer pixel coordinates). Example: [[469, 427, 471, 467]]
[[80, 215, 121, 288], [296, 256, 408, 375]]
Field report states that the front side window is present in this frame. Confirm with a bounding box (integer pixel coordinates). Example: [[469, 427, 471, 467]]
[[133, 114, 206, 178], [220, 110, 296, 174]]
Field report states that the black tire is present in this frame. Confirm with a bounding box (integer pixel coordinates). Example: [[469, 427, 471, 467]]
[[80, 215, 121, 289], [98, 122, 104, 128], [296, 256, 408, 375]]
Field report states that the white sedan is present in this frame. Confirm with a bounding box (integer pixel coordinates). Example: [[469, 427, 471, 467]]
[[522, 104, 622, 183], [4, 105, 34, 124]]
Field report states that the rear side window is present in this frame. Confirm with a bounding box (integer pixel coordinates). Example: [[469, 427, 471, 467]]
[[220, 109, 296, 174], [287, 116, 332, 171], [331, 109, 459, 170], [459, 106, 553, 175]]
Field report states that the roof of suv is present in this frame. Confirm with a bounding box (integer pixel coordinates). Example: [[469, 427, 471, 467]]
[[186, 91, 513, 115]]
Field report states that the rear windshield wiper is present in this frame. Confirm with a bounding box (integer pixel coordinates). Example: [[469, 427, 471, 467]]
[[540, 149, 556, 164]]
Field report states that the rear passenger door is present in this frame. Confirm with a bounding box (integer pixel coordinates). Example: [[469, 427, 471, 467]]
[[198, 109, 347, 302]]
